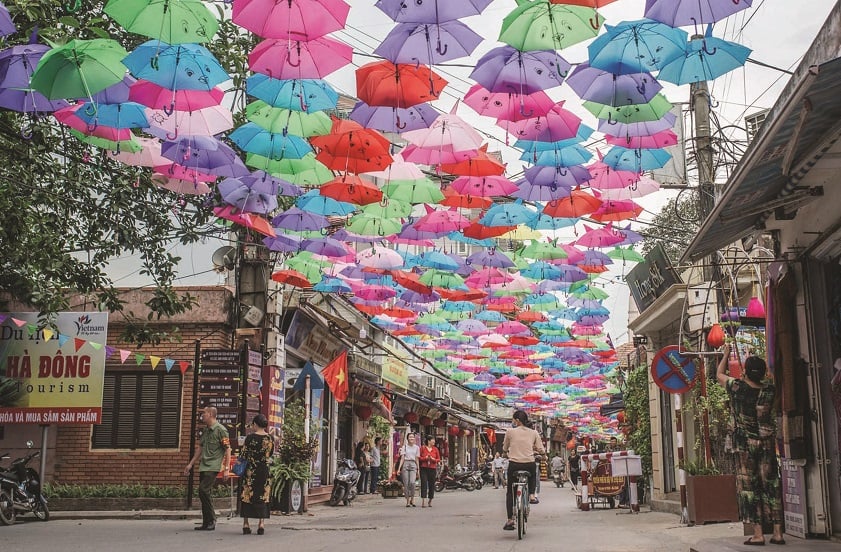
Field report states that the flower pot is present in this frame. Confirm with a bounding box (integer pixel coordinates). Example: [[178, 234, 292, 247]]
[[381, 488, 402, 498], [686, 474, 739, 525]]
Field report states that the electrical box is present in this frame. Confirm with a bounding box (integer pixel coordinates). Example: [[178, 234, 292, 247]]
[[686, 283, 718, 333]]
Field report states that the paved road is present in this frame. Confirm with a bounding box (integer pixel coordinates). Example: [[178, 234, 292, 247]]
[[3, 484, 744, 552]]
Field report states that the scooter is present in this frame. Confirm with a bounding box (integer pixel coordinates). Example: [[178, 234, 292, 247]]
[[0, 441, 49, 525], [480, 462, 495, 486], [434, 465, 476, 492], [328, 458, 361, 506], [553, 464, 566, 488]]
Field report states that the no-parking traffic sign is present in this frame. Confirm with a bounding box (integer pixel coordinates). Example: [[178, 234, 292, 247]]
[[650, 346, 698, 394]]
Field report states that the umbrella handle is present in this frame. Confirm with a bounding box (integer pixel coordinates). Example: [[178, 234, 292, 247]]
[[87, 121, 98, 133], [150, 56, 159, 71], [395, 115, 406, 130], [299, 94, 307, 112], [65, 0, 81, 12], [636, 81, 646, 95], [84, 102, 97, 116], [286, 48, 301, 68], [519, 103, 534, 118], [163, 102, 175, 116], [436, 40, 448, 56], [590, 14, 601, 30], [702, 40, 717, 56], [166, 129, 179, 140], [607, 112, 617, 125]]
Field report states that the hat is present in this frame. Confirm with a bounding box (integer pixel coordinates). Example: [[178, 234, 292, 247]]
[[744, 356, 766, 384]]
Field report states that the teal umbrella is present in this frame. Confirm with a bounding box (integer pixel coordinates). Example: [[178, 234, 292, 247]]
[[30, 39, 128, 100]]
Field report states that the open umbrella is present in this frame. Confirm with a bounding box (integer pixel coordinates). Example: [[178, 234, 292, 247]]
[[499, 1, 602, 51], [375, 0, 492, 22], [161, 135, 249, 177], [30, 39, 128, 100], [296, 189, 356, 216], [248, 36, 353, 80], [146, 104, 233, 139], [245, 100, 331, 136], [470, 45, 570, 94], [214, 205, 276, 237], [451, 175, 518, 198], [246, 75, 338, 112], [382, 177, 444, 204], [0, 2, 14, 37], [310, 117, 393, 173], [128, 79, 223, 112], [587, 19, 688, 75], [543, 189, 602, 217], [602, 146, 671, 172], [0, 44, 51, 89], [644, 0, 753, 27], [319, 174, 384, 205], [583, 93, 673, 124], [402, 108, 484, 151], [218, 176, 279, 214], [463, 84, 555, 122], [604, 129, 677, 149], [507, 102, 582, 142], [349, 101, 438, 133], [439, 143, 506, 176], [272, 206, 329, 232], [356, 60, 447, 107], [230, 122, 313, 159], [657, 34, 751, 85], [480, 200, 536, 227], [122, 41, 228, 90], [233, 0, 351, 40], [566, 62, 662, 106], [375, 20, 483, 64], [104, 0, 219, 44]]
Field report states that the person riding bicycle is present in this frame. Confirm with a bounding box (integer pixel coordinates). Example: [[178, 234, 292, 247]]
[[501, 410, 545, 531]]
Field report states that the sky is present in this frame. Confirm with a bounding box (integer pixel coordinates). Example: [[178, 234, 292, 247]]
[[109, 0, 839, 345]]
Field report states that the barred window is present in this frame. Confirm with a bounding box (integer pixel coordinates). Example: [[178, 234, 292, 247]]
[[92, 371, 182, 449]]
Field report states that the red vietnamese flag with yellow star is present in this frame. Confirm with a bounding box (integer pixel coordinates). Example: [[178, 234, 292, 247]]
[[321, 350, 349, 402]]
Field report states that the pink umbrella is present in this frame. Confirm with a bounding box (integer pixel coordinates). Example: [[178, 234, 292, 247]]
[[54, 106, 134, 141], [356, 247, 405, 270], [575, 223, 625, 248], [590, 199, 643, 222], [413, 206, 470, 234], [489, 274, 535, 294], [109, 136, 168, 167], [463, 83, 555, 122], [465, 267, 513, 287], [145, 105, 233, 139], [586, 151, 642, 190], [232, 0, 351, 40], [248, 37, 353, 80], [129, 80, 224, 112], [595, 175, 660, 199], [153, 163, 217, 183], [495, 320, 531, 336], [478, 334, 511, 348], [505, 102, 582, 142], [364, 152, 425, 180], [451, 175, 518, 198], [353, 284, 398, 301], [402, 107, 484, 152], [401, 143, 477, 165], [605, 129, 678, 149], [151, 174, 211, 195]]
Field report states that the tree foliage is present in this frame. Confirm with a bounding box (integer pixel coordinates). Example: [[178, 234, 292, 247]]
[[640, 190, 700, 268], [624, 361, 652, 499], [0, 2, 256, 345]]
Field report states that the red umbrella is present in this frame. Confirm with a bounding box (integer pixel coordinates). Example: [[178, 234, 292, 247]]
[[270, 269, 313, 288], [439, 186, 493, 209], [320, 174, 383, 205], [439, 144, 506, 176], [462, 217, 516, 239], [590, 199, 643, 222], [391, 270, 433, 294], [543, 188, 602, 217], [438, 288, 487, 302], [356, 60, 447, 107], [311, 116, 393, 173], [214, 205, 276, 237]]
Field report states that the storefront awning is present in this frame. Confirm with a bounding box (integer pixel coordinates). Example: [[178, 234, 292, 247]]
[[681, 57, 841, 264]]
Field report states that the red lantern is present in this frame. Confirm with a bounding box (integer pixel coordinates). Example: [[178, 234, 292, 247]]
[[419, 416, 432, 426], [448, 425, 460, 436], [355, 405, 372, 421], [616, 411, 626, 425], [404, 411, 419, 424], [462, 428, 473, 437], [433, 418, 447, 428], [706, 323, 725, 348]]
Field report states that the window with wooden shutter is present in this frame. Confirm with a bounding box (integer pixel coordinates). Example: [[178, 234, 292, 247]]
[[92, 371, 182, 449]]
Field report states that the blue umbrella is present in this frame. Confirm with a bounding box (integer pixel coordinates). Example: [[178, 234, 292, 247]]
[[657, 33, 751, 86], [526, 211, 577, 231], [514, 124, 595, 153], [602, 146, 671, 171], [229, 122, 313, 159], [447, 232, 495, 248], [520, 262, 563, 281], [123, 40, 229, 91], [524, 144, 593, 167], [588, 19, 688, 75], [441, 301, 477, 313], [75, 101, 148, 128], [295, 189, 356, 216], [246, 75, 338, 112], [474, 310, 506, 323], [416, 250, 461, 271], [480, 199, 535, 227]]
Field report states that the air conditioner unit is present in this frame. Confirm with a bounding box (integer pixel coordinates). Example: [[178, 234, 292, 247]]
[[472, 401, 480, 411], [686, 283, 718, 333], [425, 376, 435, 389], [443, 383, 451, 397], [434, 384, 446, 399]]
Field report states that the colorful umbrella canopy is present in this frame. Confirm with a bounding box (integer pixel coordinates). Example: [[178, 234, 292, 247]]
[[232, 0, 351, 40], [122, 41, 228, 90], [375, 0, 493, 23], [349, 102, 438, 133], [499, 1, 602, 51], [657, 34, 751, 86], [30, 39, 129, 100], [470, 45, 570, 94], [463, 84, 555, 122], [644, 0, 753, 27], [104, 0, 219, 44], [246, 75, 338, 112], [356, 60, 447, 107], [248, 37, 353, 80], [128, 79, 223, 111], [588, 19, 688, 75], [375, 20, 483, 64], [566, 62, 662, 106]]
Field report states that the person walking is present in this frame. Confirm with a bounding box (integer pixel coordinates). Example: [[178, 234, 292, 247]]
[[567, 447, 581, 487], [501, 410, 545, 531], [418, 435, 441, 508], [183, 406, 231, 531], [239, 414, 274, 535], [492, 452, 505, 489], [716, 343, 786, 546], [396, 433, 420, 507], [369, 437, 382, 494]]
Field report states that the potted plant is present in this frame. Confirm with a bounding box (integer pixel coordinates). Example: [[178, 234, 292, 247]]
[[376, 479, 403, 498], [269, 398, 322, 514]]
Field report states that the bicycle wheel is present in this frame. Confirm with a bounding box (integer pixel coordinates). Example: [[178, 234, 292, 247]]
[[516, 486, 525, 540]]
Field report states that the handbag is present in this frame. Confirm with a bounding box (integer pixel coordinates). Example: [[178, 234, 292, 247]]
[[232, 457, 248, 477]]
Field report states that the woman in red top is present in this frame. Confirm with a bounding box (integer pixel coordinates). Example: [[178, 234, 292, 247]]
[[418, 435, 441, 508]]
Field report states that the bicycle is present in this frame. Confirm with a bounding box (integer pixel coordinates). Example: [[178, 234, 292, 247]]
[[511, 470, 531, 540]]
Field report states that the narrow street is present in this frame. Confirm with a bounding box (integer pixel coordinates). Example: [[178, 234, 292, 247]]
[[2, 484, 742, 552]]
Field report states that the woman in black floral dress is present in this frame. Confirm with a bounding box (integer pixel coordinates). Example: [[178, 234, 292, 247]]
[[240, 414, 274, 535]]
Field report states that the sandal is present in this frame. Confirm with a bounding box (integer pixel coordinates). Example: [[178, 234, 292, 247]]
[[503, 521, 515, 531], [769, 538, 785, 545], [743, 538, 765, 546]]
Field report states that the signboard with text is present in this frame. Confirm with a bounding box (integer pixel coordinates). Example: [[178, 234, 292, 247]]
[[0, 312, 107, 425], [625, 243, 682, 314], [381, 345, 409, 389], [781, 459, 806, 538], [199, 348, 242, 444]]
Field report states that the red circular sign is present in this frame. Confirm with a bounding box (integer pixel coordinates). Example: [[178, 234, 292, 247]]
[[650, 345, 698, 394]]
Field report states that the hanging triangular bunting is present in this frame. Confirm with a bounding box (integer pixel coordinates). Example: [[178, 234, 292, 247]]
[[74, 338, 86, 352], [0, 315, 7, 324], [119, 349, 131, 364], [134, 354, 145, 366], [58, 333, 70, 347], [292, 361, 325, 391], [105, 346, 117, 359], [26, 323, 37, 336], [43, 328, 54, 341], [88, 342, 103, 350], [10, 317, 26, 327], [179, 361, 191, 374], [150, 355, 161, 370], [165, 359, 175, 373]]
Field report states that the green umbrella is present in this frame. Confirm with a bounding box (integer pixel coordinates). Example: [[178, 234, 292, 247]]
[[68, 128, 141, 153], [346, 213, 402, 237], [520, 239, 568, 261], [419, 269, 465, 289], [570, 285, 610, 301], [245, 101, 331, 136], [583, 94, 673, 124], [607, 246, 645, 263], [104, 0, 219, 44], [499, 1, 601, 52], [358, 199, 412, 219], [245, 153, 334, 185], [382, 178, 444, 204], [284, 253, 329, 282], [30, 39, 128, 100]]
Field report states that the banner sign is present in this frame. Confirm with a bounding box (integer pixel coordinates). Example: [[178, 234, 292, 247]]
[[0, 312, 107, 424]]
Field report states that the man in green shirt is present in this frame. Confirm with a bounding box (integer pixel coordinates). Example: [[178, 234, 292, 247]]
[[184, 406, 231, 531]]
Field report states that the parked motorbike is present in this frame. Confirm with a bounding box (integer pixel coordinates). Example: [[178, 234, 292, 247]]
[[480, 462, 495, 486], [0, 441, 49, 525], [553, 466, 566, 488], [328, 458, 361, 506], [434, 465, 476, 492]]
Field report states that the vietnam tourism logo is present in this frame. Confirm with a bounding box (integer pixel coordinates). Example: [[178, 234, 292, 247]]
[[74, 314, 106, 337]]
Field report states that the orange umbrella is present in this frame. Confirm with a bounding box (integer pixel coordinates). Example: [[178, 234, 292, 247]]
[[311, 116, 393, 173], [270, 269, 312, 288], [439, 144, 505, 176], [438, 186, 493, 209], [517, 310, 547, 322], [390, 270, 433, 294], [542, 188, 602, 217], [356, 60, 447, 107], [320, 174, 383, 205], [462, 218, 515, 239], [214, 205, 276, 237]]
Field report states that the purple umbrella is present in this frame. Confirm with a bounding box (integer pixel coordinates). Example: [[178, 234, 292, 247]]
[[161, 135, 249, 177], [566, 63, 662, 107], [0, 3, 15, 37], [349, 101, 438, 133], [644, 0, 753, 27], [469, 46, 570, 94], [466, 249, 515, 269], [263, 233, 303, 253], [374, 20, 483, 64], [524, 164, 592, 188], [512, 179, 571, 202], [272, 206, 329, 231], [615, 224, 644, 245], [0, 44, 51, 88], [90, 75, 136, 105], [400, 290, 440, 304], [0, 87, 68, 113], [300, 237, 352, 258], [244, 170, 302, 197], [218, 176, 279, 214], [331, 228, 380, 243], [375, 0, 493, 23]]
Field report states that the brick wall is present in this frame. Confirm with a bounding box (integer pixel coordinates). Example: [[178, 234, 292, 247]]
[[46, 288, 236, 486]]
